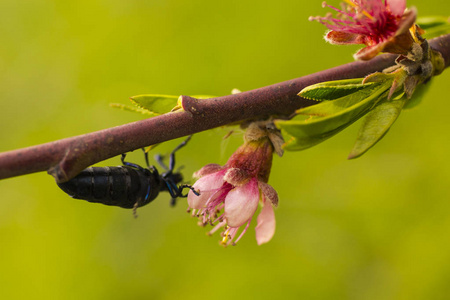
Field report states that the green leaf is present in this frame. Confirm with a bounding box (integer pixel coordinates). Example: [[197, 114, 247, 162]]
[[298, 78, 376, 101], [276, 80, 391, 151], [417, 16, 450, 39], [348, 99, 405, 159], [279, 121, 356, 151], [109, 103, 155, 116], [297, 82, 382, 118], [417, 16, 449, 29], [125, 94, 216, 116], [130, 94, 179, 115]]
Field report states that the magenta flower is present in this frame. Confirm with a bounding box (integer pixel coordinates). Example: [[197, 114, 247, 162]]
[[187, 123, 281, 246], [309, 0, 418, 60]]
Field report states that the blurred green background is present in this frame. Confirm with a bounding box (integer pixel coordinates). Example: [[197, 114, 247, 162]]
[[1, 1, 450, 299]]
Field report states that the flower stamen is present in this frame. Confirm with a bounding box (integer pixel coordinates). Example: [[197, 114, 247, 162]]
[[221, 226, 232, 245], [208, 221, 226, 236], [233, 220, 252, 245], [342, 0, 375, 20]]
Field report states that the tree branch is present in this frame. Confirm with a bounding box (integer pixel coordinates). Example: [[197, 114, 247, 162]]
[[1, 34, 450, 183]]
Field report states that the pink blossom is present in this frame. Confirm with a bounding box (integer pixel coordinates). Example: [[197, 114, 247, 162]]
[[309, 0, 418, 60], [187, 123, 281, 246]]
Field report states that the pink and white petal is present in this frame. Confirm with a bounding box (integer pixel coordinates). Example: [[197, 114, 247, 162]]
[[187, 189, 213, 209], [224, 178, 259, 227], [353, 44, 383, 60], [325, 31, 365, 45], [395, 8, 417, 36], [224, 167, 249, 186], [187, 171, 225, 209], [258, 182, 279, 207], [255, 200, 276, 245], [193, 164, 225, 178], [387, 0, 406, 16]]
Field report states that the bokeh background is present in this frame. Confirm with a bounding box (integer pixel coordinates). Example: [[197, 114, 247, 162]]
[[1, 1, 450, 299]]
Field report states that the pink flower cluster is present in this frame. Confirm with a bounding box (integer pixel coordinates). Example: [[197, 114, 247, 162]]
[[310, 0, 417, 60], [187, 123, 280, 246]]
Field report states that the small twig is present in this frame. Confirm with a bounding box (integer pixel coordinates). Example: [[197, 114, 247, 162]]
[[1, 34, 449, 183]]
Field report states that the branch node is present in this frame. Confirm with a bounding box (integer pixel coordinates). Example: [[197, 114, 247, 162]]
[[47, 165, 67, 183], [47, 148, 72, 182], [180, 95, 204, 116]]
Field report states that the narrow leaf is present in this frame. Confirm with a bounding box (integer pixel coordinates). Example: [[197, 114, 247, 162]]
[[129, 94, 216, 116], [417, 16, 450, 29], [348, 99, 405, 159], [276, 81, 391, 151], [299, 78, 376, 101], [109, 103, 155, 116], [130, 94, 179, 115], [296, 82, 382, 118], [417, 16, 450, 39]]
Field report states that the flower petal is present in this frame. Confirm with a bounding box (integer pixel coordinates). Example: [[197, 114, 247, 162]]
[[396, 8, 417, 35], [193, 164, 224, 178], [255, 199, 276, 245], [224, 178, 259, 227], [325, 31, 365, 45], [353, 44, 383, 60], [258, 182, 279, 207], [187, 171, 225, 209], [224, 167, 249, 186], [387, 0, 406, 16]]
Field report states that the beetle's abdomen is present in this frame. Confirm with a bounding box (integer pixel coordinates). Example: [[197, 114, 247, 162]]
[[57, 166, 158, 209]]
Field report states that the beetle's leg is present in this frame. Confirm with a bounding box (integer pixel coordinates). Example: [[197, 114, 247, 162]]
[[141, 148, 151, 169], [162, 180, 198, 207], [179, 184, 200, 197], [154, 136, 192, 172], [154, 154, 169, 172], [164, 180, 180, 199], [121, 152, 147, 172], [168, 136, 192, 172]]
